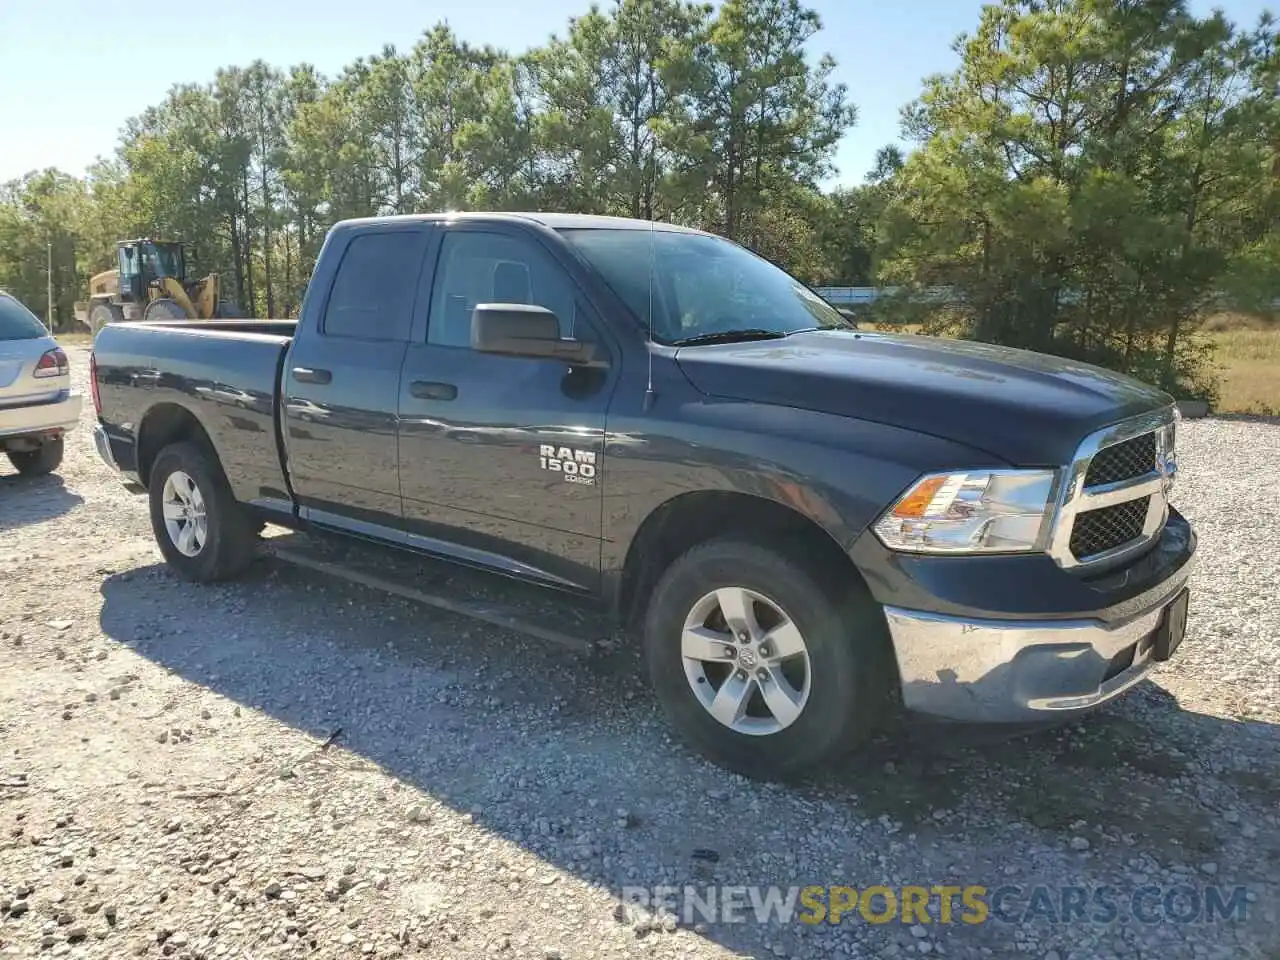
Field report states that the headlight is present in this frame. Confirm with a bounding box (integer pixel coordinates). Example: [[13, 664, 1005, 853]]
[[873, 470, 1058, 554]]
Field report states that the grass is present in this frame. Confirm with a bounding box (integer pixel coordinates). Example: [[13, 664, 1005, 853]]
[[1199, 309, 1279, 333], [1206, 325, 1280, 416]]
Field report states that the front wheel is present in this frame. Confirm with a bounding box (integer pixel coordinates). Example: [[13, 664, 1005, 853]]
[[6, 436, 64, 476], [148, 441, 256, 582], [143, 298, 189, 322], [643, 539, 892, 781]]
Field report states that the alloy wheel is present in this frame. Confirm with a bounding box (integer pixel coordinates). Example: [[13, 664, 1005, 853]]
[[161, 470, 208, 557], [680, 586, 812, 736]]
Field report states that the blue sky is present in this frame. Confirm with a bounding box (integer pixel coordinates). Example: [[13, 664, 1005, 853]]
[[0, 0, 1271, 188]]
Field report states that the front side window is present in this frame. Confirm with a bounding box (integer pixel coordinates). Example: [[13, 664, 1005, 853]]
[[560, 228, 851, 345], [322, 232, 423, 341], [428, 231, 577, 348]]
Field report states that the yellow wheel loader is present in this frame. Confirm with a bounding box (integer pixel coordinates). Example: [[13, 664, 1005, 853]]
[[81, 239, 242, 335]]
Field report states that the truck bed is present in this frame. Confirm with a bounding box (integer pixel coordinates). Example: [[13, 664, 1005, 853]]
[[92, 319, 297, 508]]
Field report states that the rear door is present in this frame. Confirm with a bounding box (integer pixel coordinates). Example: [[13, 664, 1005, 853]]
[[282, 224, 431, 527]]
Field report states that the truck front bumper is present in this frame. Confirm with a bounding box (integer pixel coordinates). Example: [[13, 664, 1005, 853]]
[[857, 508, 1196, 725], [885, 586, 1190, 723], [0, 391, 82, 441]]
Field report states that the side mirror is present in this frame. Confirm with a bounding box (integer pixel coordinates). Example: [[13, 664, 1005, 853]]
[[471, 303, 597, 365]]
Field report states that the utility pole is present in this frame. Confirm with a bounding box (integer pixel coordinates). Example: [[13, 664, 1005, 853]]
[[46, 241, 54, 333]]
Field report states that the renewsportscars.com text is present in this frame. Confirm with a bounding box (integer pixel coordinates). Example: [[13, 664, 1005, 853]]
[[619, 884, 1251, 927]]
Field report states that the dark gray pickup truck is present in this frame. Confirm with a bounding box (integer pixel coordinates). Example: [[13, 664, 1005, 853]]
[[90, 212, 1196, 780]]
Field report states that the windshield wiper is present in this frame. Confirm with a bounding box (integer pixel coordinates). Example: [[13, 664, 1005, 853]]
[[670, 329, 787, 346]]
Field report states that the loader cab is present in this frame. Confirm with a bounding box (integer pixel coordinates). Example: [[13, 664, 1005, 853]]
[[116, 240, 186, 302]]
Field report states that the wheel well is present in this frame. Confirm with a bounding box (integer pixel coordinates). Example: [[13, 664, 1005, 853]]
[[617, 491, 862, 629], [136, 404, 213, 488]]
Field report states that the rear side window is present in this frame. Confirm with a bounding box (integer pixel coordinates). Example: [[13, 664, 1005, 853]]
[[321, 232, 425, 341], [0, 294, 49, 341]]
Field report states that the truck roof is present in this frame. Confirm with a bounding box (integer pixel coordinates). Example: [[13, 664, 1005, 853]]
[[330, 211, 709, 235]]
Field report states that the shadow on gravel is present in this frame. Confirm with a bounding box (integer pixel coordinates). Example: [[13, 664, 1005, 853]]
[[0, 471, 84, 531], [95, 535, 1280, 958]]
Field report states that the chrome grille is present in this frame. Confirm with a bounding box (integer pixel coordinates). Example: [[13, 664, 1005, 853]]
[[1084, 432, 1157, 487], [1069, 497, 1150, 559], [1047, 407, 1177, 570]]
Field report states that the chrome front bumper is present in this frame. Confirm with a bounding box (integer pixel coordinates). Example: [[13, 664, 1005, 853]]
[[0, 392, 82, 440], [884, 579, 1192, 723]]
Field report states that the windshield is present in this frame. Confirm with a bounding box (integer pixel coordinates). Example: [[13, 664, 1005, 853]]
[[0, 293, 49, 340], [140, 243, 183, 278], [560, 228, 851, 345]]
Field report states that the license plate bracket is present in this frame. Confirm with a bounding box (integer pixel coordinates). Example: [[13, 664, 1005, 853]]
[[1151, 588, 1190, 662]]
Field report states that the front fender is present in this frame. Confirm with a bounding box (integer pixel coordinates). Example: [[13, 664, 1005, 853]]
[[600, 391, 1010, 598]]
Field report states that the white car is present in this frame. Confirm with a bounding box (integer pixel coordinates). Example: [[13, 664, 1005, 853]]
[[0, 292, 82, 476]]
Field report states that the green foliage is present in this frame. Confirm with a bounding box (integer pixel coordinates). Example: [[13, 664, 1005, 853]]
[[0, 168, 120, 329], [877, 0, 1278, 398], [661, 0, 856, 241]]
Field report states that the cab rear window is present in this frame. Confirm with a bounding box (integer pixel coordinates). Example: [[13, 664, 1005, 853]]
[[0, 294, 49, 341]]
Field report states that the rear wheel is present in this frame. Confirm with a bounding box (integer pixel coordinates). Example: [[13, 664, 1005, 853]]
[[148, 441, 256, 582], [143, 298, 188, 321], [88, 302, 124, 336], [216, 299, 244, 318], [6, 437, 64, 476], [643, 538, 891, 781]]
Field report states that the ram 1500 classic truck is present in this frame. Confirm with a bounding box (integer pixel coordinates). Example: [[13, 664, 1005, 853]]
[[90, 212, 1195, 780]]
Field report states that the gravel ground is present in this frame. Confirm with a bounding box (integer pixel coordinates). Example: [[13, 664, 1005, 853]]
[[1, 345, 1277, 960]]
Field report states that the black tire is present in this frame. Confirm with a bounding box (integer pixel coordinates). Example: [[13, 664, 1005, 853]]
[[143, 298, 188, 321], [147, 441, 256, 582], [643, 538, 892, 781], [88, 302, 124, 336], [7, 436, 64, 476], [217, 299, 244, 318]]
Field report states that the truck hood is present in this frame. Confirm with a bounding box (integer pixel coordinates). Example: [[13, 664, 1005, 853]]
[[674, 329, 1174, 466]]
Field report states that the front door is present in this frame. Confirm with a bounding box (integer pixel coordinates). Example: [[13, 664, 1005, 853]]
[[397, 223, 618, 591], [117, 246, 143, 309], [283, 224, 431, 528]]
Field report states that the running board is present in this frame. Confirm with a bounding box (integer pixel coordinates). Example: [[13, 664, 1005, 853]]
[[265, 532, 610, 655]]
